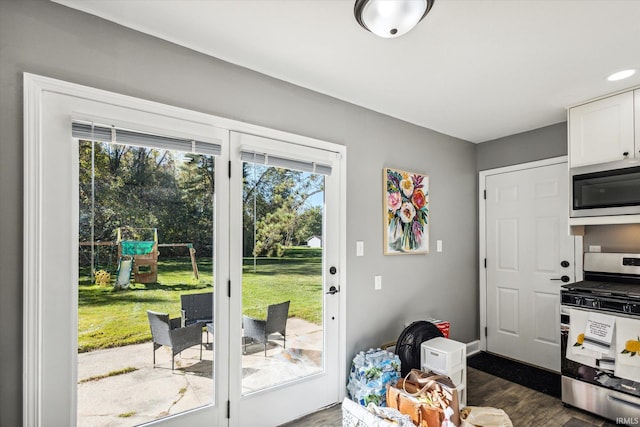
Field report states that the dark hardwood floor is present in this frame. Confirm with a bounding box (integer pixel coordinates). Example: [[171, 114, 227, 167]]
[[466, 368, 616, 427], [282, 367, 619, 426]]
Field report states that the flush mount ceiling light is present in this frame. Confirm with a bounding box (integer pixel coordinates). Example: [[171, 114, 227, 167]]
[[354, 0, 435, 38], [607, 69, 636, 82]]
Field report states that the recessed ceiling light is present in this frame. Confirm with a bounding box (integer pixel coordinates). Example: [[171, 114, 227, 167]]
[[607, 69, 636, 82]]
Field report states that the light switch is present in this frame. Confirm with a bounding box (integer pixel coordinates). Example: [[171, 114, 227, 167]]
[[436, 240, 443, 253], [374, 275, 382, 290], [356, 241, 364, 257]]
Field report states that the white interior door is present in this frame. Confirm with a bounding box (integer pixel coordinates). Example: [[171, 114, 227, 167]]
[[484, 161, 575, 372], [229, 132, 342, 426]]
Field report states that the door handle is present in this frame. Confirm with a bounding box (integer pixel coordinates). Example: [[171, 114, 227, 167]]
[[326, 285, 340, 295], [551, 276, 571, 283], [607, 394, 640, 410]]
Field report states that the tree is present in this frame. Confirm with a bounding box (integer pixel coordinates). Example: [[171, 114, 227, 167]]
[[78, 141, 216, 265], [174, 154, 214, 256], [79, 140, 325, 264], [243, 163, 324, 257], [294, 206, 323, 245]]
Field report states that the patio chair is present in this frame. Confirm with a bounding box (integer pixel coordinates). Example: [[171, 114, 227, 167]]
[[147, 310, 202, 370], [180, 292, 213, 327], [181, 291, 214, 344], [242, 300, 290, 356]]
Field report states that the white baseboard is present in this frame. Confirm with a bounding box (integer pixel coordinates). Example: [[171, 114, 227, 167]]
[[466, 340, 481, 357]]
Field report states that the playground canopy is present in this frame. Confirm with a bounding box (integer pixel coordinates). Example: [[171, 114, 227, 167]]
[[121, 240, 156, 255]]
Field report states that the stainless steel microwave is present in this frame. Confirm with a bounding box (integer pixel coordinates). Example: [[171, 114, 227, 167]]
[[571, 159, 640, 217]]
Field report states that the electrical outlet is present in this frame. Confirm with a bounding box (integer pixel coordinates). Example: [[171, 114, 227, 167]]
[[356, 241, 364, 257], [374, 275, 382, 290]]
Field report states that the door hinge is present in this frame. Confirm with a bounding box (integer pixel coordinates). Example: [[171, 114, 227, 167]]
[[483, 189, 486, 200], [226, 400, 230, 419], [227, 279, 231, 298], [485, 327, 488, 337], [228, 160, 231, 178], [484, 258, 487, 268]]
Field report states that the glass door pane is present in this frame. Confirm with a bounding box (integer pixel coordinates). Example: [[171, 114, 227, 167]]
[[240, 161, 325, 394], [230, 131, 342, 427], [77, 140, 215, 425]]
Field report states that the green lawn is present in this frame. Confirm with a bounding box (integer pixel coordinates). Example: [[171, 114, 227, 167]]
[[78, 248, 322, 352], [241, 253, 322, 323]]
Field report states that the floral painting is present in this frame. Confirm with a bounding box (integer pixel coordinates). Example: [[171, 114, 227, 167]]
[[384, 167, 429, 255]]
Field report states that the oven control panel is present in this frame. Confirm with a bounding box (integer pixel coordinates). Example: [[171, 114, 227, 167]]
[[561, 291, 640, 315], [623, 257, 640, 266]]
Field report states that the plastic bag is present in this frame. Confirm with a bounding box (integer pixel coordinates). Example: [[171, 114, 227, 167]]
[[347, 348, 401, 406], [342, 397, 414, 427], [460, 406, 513, 427]]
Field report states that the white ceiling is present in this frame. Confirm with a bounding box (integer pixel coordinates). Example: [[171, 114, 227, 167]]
[[53, 0, 640, 143]]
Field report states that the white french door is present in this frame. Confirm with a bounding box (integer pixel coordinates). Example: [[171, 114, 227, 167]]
[[229, 132, 342, 426], [481, 159, 576, 372], [27, 82, 230, 426], [24, 74, 345, 427]]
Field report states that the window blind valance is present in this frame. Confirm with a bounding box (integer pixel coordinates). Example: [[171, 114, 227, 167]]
[[71, 121, 221, 156], [240, 150, 332, 176]]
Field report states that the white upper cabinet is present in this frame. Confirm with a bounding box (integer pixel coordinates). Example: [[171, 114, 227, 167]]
[[568, 91, 635, 168]]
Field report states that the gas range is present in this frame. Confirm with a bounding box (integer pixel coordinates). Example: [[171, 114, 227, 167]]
[[561, 253, 640, 315], [560, 252, 640, 421]]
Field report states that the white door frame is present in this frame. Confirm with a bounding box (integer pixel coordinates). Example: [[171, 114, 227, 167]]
[[23, 73, 347, 426], [478, 156, 582, 352]]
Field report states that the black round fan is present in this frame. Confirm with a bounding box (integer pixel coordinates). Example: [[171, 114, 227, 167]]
[[395, 321, 444, 377]]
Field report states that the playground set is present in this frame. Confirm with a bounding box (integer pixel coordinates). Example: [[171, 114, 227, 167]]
[[116, 227, 159, 287], [81, 227, 199, 289]]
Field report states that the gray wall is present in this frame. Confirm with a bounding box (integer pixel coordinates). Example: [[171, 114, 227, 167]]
[[0, 1, 478, 424], [477, 122, 567, 171]]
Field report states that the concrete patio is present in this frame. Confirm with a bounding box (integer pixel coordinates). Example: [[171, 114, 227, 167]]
[[77, 318, 323, 426]]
